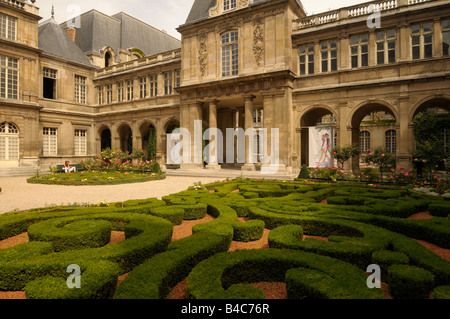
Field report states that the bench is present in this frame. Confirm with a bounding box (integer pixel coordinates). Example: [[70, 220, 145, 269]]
[[55, 164, 85, 173]]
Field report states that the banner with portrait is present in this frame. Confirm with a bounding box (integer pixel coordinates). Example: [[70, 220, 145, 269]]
[[308, 126, 334, 168]]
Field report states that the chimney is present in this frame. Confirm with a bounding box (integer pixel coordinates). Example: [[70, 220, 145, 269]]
[[65, 27, 76, 41]]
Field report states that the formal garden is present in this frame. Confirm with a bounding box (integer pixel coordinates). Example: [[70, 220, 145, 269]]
[[26, 148, 165, 186], [0, 175, 449, 299]]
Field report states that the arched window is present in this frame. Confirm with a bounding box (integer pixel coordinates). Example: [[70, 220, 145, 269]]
[[221, 31, 239, 77], [0, 122, 19, 161], [385, 130, 397, 153], [105, 51, 112, 68], [360, 131, 371, 153]]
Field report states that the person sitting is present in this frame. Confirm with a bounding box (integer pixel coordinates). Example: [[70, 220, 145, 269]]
[[63, 161, 76, 173]]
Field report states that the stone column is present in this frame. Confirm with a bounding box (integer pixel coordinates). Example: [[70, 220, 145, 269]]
[[242, 94, 256, 171], [180, 102, 204, 170], [206, 99, 221, 169]]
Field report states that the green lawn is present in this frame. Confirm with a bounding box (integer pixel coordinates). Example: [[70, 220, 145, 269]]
[[27, 171, 165, 186]]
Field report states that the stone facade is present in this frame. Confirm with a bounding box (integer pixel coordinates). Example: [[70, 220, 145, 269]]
[[0, 0, 449, 174]]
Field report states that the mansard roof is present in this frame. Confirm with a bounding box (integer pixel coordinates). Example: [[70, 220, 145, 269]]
[[184, 0, 305, 25], [38, 17, 95, 68], [59, 10, 181, 60]]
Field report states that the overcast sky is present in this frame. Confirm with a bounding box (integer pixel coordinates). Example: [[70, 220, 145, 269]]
[[37, 0, 365, 39]]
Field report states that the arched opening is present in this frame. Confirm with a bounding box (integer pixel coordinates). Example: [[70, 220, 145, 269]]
[[300, 107, 337, 167], [0, 122, 19, 166], [105, 51, 112, 68], [100, 128, 112, 151], [350, 103, 397, 171], [411, 98, 450, 174], [140, 123, 157, 161], [118, 124, 133, 154]]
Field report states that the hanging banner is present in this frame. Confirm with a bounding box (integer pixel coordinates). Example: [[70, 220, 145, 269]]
[[308, 126, 334, 168], [166, 133, 182, 165]]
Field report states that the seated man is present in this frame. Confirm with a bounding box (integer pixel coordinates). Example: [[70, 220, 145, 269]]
[[62, 161, 77, 173]]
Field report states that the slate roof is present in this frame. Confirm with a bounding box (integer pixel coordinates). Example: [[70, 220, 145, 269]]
[[184, 0, 305, 25], [38, 17, 95, 68], [59, 10, 181, 61]]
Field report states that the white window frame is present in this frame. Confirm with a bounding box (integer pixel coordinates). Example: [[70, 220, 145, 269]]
[[0, 122, 19, 161], [350, 34, 369, 68], [385, 130, 397, 154], [126, 80, 134, 101], [376, 29, 396, 65], [139, 77, 147, 99], [360, 131, 371, 153], [149, 75, 158, 97], [106, 84, 112, 104], [164, 72, 173, 95], [224, 0, 236, 11], [0, 55, 18, 100], [74, 75, 87, 104], [97, 86, 104, 105], [117, 82, 124, 102], [320, 40, 338, 73], [0, 13, 17, 41], [74, 129, 87, 156], [411, 21, 433, 60], [299, 44, 315, 75], [222, 31, 239, 77], [43, 127, 58, 156]]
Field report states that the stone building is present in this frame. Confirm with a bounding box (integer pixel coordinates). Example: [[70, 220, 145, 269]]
[[0, 0, 449, 175]]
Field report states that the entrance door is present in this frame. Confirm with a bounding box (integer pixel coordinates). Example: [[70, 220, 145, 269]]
[[0, 122, 19, 167]]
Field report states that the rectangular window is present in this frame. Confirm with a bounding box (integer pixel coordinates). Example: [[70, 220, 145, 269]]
[[106, 84, 112, 104], [253, 109, 263, 126], [350, 34, 369, 68], [117, 82, 124, 102], [320, 40, 338, 72], [43, 67, 57, 100], [0, 55, 18, 100], [74, 129, 87, 156], [376, 29, 396, 65], [299, 44, 315, 75], [174, 69, 181, 88], [43, 127, 57, 156], [164, 72, 173, 95], [0, 13, 17, 41], [139, 77, 147, 99], [74, 75, 86, 104], [126, 80, 134, 101], [411, 22, 433, 60], [224, 0, 236, 11], [149, 75, 158, 97], [222, 31, 239, 77], [97, 86, 104, 105], [442, 18, 450, 56]]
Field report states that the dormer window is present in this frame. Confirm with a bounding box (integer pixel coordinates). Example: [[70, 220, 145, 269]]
[[224, 0, 236, 11]]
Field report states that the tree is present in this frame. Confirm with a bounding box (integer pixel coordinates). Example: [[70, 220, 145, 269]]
[[147, 126, 157, 161], [413, 112, 449, 182], [332, 145, 360, 169], [361, 147, 395, 182]]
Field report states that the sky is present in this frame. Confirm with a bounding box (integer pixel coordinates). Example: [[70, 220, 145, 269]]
[[37, 0, 366, 39]]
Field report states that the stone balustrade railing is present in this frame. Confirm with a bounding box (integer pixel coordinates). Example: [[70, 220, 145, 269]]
[[294, 0, 438, 30], [95, 49, 181, 77]]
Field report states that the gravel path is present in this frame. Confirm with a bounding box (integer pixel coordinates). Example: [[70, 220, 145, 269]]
[[0, 176, 223, 214]]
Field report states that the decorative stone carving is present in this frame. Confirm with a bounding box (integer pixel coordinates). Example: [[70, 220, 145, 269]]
[[253, 16, 264, 66], [198, 33, 208, 77]]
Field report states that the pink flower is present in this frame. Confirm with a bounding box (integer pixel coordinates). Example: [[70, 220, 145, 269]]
[[423, 160, 426, 163], [382, 154, 385, 157]]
